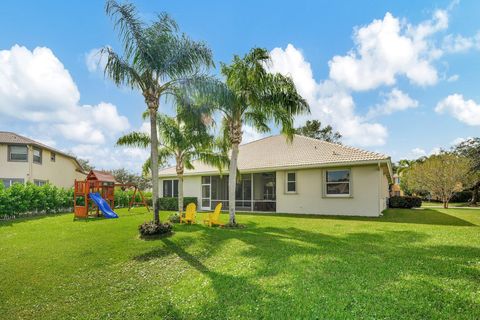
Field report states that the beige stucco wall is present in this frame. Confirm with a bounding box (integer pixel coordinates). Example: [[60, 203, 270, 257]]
[[160, 164, 390, 217], [0, 144, 85, 188], [276, 165, 386, 216], [0, 145, 30, 182], [159, 176, 202, 200]]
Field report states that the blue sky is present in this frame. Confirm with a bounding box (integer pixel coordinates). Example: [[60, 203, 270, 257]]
[[0, 0, 479, 172]]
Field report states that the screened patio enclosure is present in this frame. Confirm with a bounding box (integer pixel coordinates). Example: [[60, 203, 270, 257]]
[[201, 172, 276, 212]]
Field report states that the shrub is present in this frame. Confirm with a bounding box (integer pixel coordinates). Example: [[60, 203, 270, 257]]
[[168, 213, 180, 223], [451, 191, 472, 203], [389, 196, 422, 209], [0, 182, 74, 218], [138, 221, 173, 237], [114, 189, 152, 208], [158, 197, 197, 211]]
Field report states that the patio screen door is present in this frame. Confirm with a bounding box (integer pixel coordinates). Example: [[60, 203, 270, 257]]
[[201, 176, 211, 210]]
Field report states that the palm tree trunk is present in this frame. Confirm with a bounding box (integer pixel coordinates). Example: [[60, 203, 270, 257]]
[[228, 142, 239, 224], [149, 105, 160, 224], [177, 171, 184, 217]]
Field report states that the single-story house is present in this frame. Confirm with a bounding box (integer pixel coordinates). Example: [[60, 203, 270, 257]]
[[0, 131, 86, 188], [158, 134, 393, 217]]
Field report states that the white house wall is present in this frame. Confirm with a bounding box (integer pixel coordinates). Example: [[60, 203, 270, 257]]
[[275, 165, 384, 217], [160, 164, 390, 217]]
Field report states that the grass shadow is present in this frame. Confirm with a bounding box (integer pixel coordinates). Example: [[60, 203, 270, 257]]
[[132, 221, 480, 319]]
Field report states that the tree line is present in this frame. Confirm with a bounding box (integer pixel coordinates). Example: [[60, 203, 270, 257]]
[[395, 138, 480, 208]]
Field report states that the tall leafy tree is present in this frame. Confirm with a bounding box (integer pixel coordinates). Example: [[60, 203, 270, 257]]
[[103, 0, 213, 223], [117, 109, 228, 217], [454, 137, 480, 204], [294, 120, 342, 143], [194, 48, 309, 224], [402, 153, 472, 208]]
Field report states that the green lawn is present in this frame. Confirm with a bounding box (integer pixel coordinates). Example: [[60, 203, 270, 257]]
[[1, 208, 479, 319], [422, 201, 477, 208]]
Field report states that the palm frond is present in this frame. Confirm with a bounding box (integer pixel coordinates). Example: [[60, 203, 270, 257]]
[[105, 0, 147, 60], [116, 131, 151, 148], [102, 47, 144, 90]]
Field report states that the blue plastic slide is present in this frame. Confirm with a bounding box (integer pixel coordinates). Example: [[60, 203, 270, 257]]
[[89, 192, 118, 219]]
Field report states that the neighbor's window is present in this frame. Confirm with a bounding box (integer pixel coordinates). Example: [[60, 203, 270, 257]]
[[325, 169, 350, 196], [50, 152, 56, 162], [286, 172, 296, 193], [33, 147, 42, 164], [163, 180, 179, 197], [34, 179, 47, 187], [8, 145, 28, 161], [1, 178, 24, 188]]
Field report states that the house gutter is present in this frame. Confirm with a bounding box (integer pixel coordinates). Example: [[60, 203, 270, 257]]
[[159, 159, 393, 178]]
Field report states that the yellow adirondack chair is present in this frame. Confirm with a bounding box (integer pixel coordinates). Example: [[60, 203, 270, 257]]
[[180, 203, 197, 224], [203, 203, 223, 227]]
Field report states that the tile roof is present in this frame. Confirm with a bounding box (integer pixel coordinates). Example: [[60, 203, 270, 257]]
[[0, 131, 84, 171], [159, 134, 390, 176]]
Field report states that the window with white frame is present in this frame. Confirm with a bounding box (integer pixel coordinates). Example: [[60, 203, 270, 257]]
[[163, 179, 179, 197], [34, 179, 48, 187], [33, 147, 42, 164], [8, 145, 28, 161], [286, 172, 296, 193], [325, 169, 350, 196], [1, 178, 25, 188]]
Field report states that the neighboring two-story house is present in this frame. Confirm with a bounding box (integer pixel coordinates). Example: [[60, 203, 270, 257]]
[[0, 132, 86, 188]]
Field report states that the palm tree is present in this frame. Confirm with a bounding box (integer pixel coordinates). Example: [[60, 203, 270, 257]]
[[117, 110, 228, 217], [194, 48, 309, 224], [103, 0, 213, 223]]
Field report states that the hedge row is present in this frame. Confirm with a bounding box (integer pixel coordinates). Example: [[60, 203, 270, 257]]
[[0, 183, 153, 218], [158, 197, 197, 211], [114, 189, 152, 208], [389, 196, 422, 209], [0, 183, 74, 217]]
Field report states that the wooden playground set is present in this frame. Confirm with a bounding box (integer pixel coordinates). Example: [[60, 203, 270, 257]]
[[74, 170, 149, 219]]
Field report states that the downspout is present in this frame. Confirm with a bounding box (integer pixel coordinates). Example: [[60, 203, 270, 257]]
[[378, 161, 382, 216], [28, 145, 33, 183]]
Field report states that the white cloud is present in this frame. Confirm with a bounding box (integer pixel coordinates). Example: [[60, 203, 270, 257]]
[[366, 88, 418, 118], [269, 45, 317, 102], [446, 74, 459, 82], [242, 125, 266, 144], [450, 137, 472, 146], [85, 47, 108, 73], [0, 45, 79, 119], [442, 32, 480, 53], [69, 143, 148, 172], [435, 94, 480, 126], [328, 10, 448, 91], [139, 121, 150, 134], [442, 34, 474, 52], [0, 45, 130, 144], [411, 147, 427, 158], [408, 146, 441, 159], [269, 44, 387, 147], [0, 44, 137, 171]]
